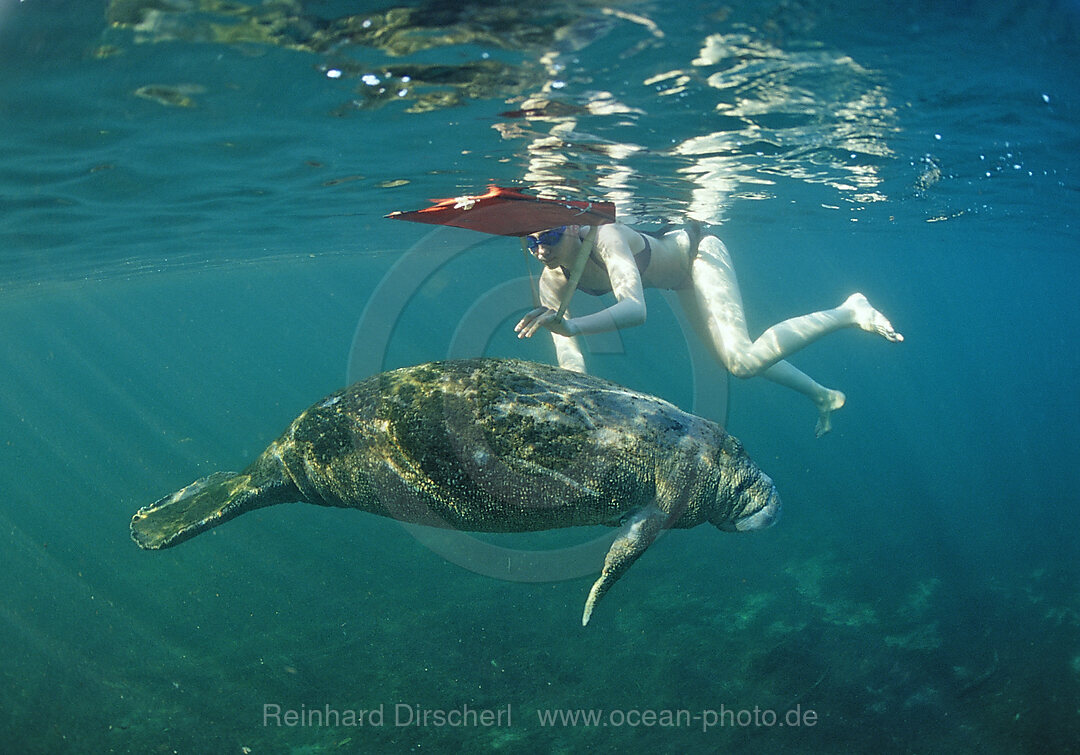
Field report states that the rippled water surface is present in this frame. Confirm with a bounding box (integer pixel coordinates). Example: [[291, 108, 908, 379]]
[[1, 1, 1078, 752]]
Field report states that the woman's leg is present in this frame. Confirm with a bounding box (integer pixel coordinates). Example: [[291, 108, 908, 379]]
[[760, 361, 846, 437], [676, 235, 898, 434], [678, 282, 846, 435], [683, 236, 902, 378]]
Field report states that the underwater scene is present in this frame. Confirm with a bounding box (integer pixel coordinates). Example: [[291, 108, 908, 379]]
[[1, 0, 1078, 752]]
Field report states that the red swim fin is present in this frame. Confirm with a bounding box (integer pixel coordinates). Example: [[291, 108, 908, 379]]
[[386, 185, 616, 236]]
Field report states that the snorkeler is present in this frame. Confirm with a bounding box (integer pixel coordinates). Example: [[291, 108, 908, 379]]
[[514, 222, 903, 436]]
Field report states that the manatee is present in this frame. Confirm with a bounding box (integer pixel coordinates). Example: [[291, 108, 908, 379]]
[[130, 358, 780, 625]]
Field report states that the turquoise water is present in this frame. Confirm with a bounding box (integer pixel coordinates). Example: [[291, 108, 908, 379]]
[[2, 1, 1078, 752]]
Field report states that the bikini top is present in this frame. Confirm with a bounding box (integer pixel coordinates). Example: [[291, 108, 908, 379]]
[[561, 233, 652, 297]]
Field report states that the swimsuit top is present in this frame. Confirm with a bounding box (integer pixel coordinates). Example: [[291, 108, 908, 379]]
[[562, 233, 652, 297]]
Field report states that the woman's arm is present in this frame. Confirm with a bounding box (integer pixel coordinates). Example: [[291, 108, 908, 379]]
[[516, 225, 647, 339], [537, 269, 587, 372]]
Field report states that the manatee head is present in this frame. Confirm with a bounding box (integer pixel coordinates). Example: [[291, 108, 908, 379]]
[[708, 433, 781, 532]]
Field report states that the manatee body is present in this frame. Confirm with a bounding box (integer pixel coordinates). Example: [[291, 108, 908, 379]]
[[131, 358, 780, 624]]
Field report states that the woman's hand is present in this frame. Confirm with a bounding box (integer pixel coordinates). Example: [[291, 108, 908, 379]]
[[515, 307, 580, 339]]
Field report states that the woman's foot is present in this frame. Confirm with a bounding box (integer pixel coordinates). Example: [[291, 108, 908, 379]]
[[843, 293, 904, 343], [814, 389, 846, 437]]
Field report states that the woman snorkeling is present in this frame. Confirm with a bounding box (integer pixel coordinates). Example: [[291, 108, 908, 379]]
[[514, 222, 903, 436]]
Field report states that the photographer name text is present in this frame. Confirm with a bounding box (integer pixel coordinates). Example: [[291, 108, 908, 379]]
[[264, 703, 511, 728]]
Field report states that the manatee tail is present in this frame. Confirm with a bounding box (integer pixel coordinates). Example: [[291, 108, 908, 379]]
[[130, 470, 289, 549]]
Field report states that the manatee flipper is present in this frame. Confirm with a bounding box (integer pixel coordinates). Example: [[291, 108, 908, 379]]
[[582, 506, 667, 626], [131, 463, 297, 550]]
